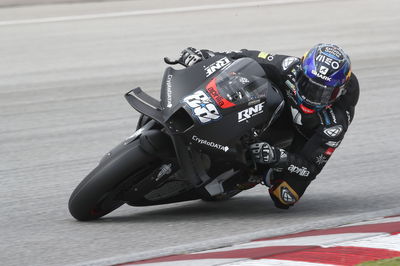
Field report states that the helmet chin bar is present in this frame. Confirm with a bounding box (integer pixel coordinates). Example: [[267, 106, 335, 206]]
[[296, 72, 335, 108], [295, 92, 327, 111]]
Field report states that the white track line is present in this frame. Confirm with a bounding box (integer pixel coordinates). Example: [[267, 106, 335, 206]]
[[0, 0, 319, 26]]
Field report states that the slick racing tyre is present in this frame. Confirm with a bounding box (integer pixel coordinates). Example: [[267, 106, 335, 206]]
[[68, 139, 158, 221]]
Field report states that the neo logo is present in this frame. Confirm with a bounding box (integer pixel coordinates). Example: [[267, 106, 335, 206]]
[[238, 102, 265, 122], [316, 54, 340, 70]]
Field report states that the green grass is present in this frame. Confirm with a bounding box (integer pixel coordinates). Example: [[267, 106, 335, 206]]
[[357, 257, 400, 266]]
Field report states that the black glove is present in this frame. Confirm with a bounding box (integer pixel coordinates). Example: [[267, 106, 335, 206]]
[[250, 142, 276, 164], [178, 47, 205, 67], [250, 142, 289, 167]]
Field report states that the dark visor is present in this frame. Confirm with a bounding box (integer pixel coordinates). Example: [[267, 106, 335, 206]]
[[296, 72, 336, 107]]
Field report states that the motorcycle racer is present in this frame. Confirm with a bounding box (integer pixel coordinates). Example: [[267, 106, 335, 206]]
[[174, 44, 359, 209]]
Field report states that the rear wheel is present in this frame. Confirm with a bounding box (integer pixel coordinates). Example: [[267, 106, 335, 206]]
[[68, 139, 159, 221]]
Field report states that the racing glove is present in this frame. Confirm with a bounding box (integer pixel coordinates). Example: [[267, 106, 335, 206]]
[[250, 142, 278, 165], [178, 47, 205, 67]]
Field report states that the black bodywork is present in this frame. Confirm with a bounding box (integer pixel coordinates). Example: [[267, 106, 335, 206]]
[[124, 56, 285, 201]]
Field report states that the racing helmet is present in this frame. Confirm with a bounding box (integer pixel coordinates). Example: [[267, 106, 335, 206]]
[[296, 43, 352, 109]]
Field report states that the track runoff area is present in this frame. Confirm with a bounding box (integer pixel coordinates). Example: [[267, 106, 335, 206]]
[[112, 215, 400, 266]]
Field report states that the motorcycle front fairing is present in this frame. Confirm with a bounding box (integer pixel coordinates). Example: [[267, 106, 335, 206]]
[[125, 57, 284, 188], [124, 55, 229, 125]]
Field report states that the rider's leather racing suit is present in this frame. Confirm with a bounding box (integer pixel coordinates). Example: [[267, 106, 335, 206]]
[[200, 49, 360, 209]]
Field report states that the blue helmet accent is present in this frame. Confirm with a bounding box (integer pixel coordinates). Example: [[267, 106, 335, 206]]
[[302, 43, 351, 88], [296, 44, 352, 108]]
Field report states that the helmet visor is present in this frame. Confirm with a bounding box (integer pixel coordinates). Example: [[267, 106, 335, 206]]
[[296, 72, 336, 107]]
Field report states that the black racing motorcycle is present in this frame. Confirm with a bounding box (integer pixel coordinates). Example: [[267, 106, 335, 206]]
[[68, 56, 287, 221]]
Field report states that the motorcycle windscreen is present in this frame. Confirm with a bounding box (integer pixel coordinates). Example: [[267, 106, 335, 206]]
[[206, 58, 269, 107]]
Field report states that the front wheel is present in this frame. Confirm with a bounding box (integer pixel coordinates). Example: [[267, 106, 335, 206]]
[[68, 139, 158, 221]]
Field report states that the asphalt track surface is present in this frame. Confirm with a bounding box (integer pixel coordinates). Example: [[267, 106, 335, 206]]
[[1, 0, 400, 265], [0, 0, 124, 8]]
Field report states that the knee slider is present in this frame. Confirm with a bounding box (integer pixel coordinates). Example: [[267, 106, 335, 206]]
[[269, 180, 299, 209]]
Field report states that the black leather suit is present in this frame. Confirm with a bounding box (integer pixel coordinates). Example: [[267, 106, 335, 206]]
[[201, 49, 360, 209]]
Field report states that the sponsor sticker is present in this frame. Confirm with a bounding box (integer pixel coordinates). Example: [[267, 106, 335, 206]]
[[319, 66, 329, 75], [316, 154, 328, 165], [316, 54, 340, 69], [156, 163, 173, 181], [258, 51, 269, 59], [323, 125, 343, 137], [183, 90, 220, 124], [312, 69, 331, 81], [238, 102, 265, 122], [281, 187, 296, 203], [288, 164, 310, 177], [326, 140, 341, 148], [324, 147, 335, 156], [323, 46, 343, 59], [273, 181, 299, 205], [192, 135, 229, 152], [165, 74, 173, 108], [205, 78, 235, 109], [204, 57, 231, 77]]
